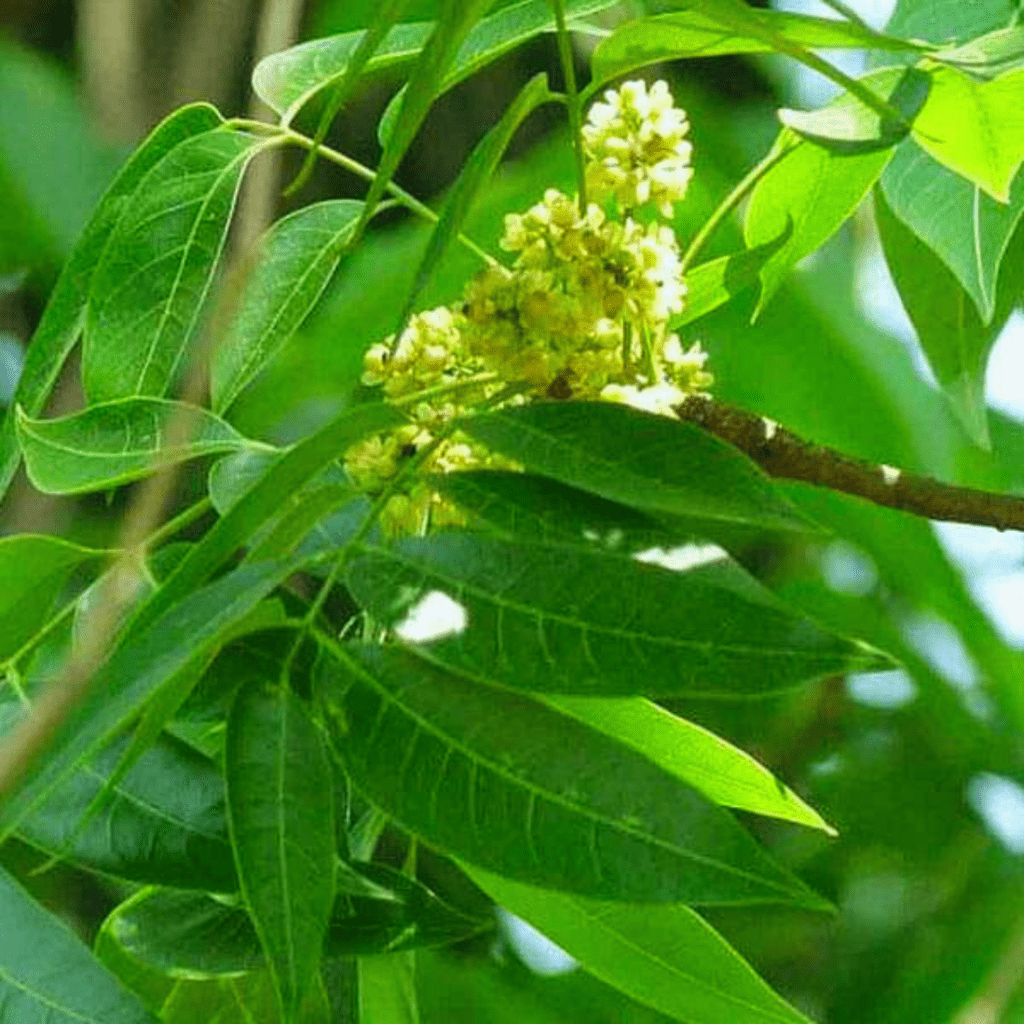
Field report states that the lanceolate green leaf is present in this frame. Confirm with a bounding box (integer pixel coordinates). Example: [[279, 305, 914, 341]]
[[317, 643, 828, 908], [345, 534, 880, 697], [128, 401, 403, 637], [16, 730, 236, 891], [16, 398, 251, 495], [459, 402, 816, 533], [543, 696, 835, 833], [0, 864, 155, 1024], [397, 72, 553, 334], [910, 64, 1024, 202], [591, 6, 924, 86], [0, 556, 308, 841], [0, 103, 222, 502], [104, 863, 487, 975], [226, 681, 336, 1024], [84, 126, 268, 403], [936, 26, 1024, 81], [0, 534, 102, 662], [359, 953, 419, 1024], [211, 199, 364, 414], [874, 187, 1017, 448], [253, 0, 615, 124], [467, 867, 813, 1024], [745, 129, 894, 317], [879, 136, 1024, 322]]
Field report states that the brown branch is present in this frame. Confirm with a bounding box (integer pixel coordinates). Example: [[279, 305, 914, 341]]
[[676, 395, 1024, 532]]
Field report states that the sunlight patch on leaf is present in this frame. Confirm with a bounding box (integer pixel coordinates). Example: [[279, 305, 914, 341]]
[[393, 589, 468, 643], [633, 543, 728, 572]]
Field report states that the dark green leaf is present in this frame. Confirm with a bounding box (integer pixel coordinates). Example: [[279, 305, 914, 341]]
[[83, 126, 266, 403], [459, 402, 816, 533], [0, 103, 222, 501], [16, 730, 236, 891], [16, 398, 251, 495], [0, 556, 308, 841], [103, 863, 488, 975], [543, 695, 835, 832], [879, 136, 1024, 322], [226, 681, 336, 1023], [317, 643, 828, 907], [0, 864, 155, 1023], [468, 866, 813, 1024], [397, 72, 553, 334], [253, 0, 615, 124], [0, 534, 102, 662], [346, 533, 882, 697], [211, 199, 364, 414], [128, 401, 403, 637], [744, 129, 893, 316], [591, 6, 924, 85]]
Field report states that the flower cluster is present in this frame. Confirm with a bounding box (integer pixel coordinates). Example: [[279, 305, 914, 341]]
[[345, 80, 710, 537]]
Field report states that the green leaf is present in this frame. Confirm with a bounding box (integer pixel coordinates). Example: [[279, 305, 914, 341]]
[[83, 126, 267, 403], [253, 0, 615, 124], [317, 643, 828, 907], [128, 401, 403, 637], [226, 681, 336, 1023], [0, 556, 308, 841], [936, 25, 1024, 80], [885, 0, 1013, 45], [0, 864, 155, 1023], [359, 953, 419, 1024], [744, 129, 893, 316], [16, 398, 251, 495], [397, 72, 553, 334], [677, 226, 794, 327], [158, 970, 329, 1024], [211, 199, 364, 414], [0, 534, 102, 662], [467, 866, 813, 1024], [874, 187, 1016, 448], [591, 6, 924, 85], [459, 402, 816, 534], [16, 729, 236, 891], [436, 469, 681, 550], [103, 863, 488, 976], [0, 103, 222, 502], [542, 695, 835, 833], [879, 135, 1024, 322], [910, 64, 1024, 202], [345, 533, 881, 697]]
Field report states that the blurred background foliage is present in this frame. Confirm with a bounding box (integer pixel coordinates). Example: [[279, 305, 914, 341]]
[[4, 1, 1024, 1021]]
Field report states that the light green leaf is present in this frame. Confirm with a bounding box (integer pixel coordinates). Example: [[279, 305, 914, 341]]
[[226, 682, 336, 1024], [744, 129, 893, 316], [459, 402, 817, 534], [16, 730, 236, 891], [467, 866, 813, 1024], [884, 0, 1013, 45], [874, 187, 1018, 448], [84, 126, 267, 403], [0, 555, 308, 842], [910, 64, 1024, 202], [128, 401, 403, 637], [937, 25, 1024, 80], [397, 72, 553, 334], [16, 398, 251, 495], [879, 135, 1024, 322], [591, 6, 924, 85], [0, 534, 102, 663], [253, 0, 615, 124], [317, 643, 829, 907], [0, 103, 222, 502], [345, 534, 883, 697], [543, 695, 835, 833], [158, 970, 328, 1024], [0, 864, 155, 1024], [360, 953, 419, 1024], [211, 199, 364, 414]]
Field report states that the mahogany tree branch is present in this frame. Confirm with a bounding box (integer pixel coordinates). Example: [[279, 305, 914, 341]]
[[675, 395, 1024, 532]]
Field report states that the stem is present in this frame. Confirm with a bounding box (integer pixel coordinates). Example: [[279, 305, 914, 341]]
[[391, 372, 501, 409], [680, 135, 798, 274], [677, 396, 1024, 533], [550, 0, 588, 212], [142, 496, 214, 550], [817, 0, 872, 31]]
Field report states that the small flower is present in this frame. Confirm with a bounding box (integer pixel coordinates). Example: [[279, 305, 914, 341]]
[[600, 380, 689, 417]]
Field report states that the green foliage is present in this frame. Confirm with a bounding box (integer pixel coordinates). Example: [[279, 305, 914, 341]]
[[3, 2, 1024, 1022]]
